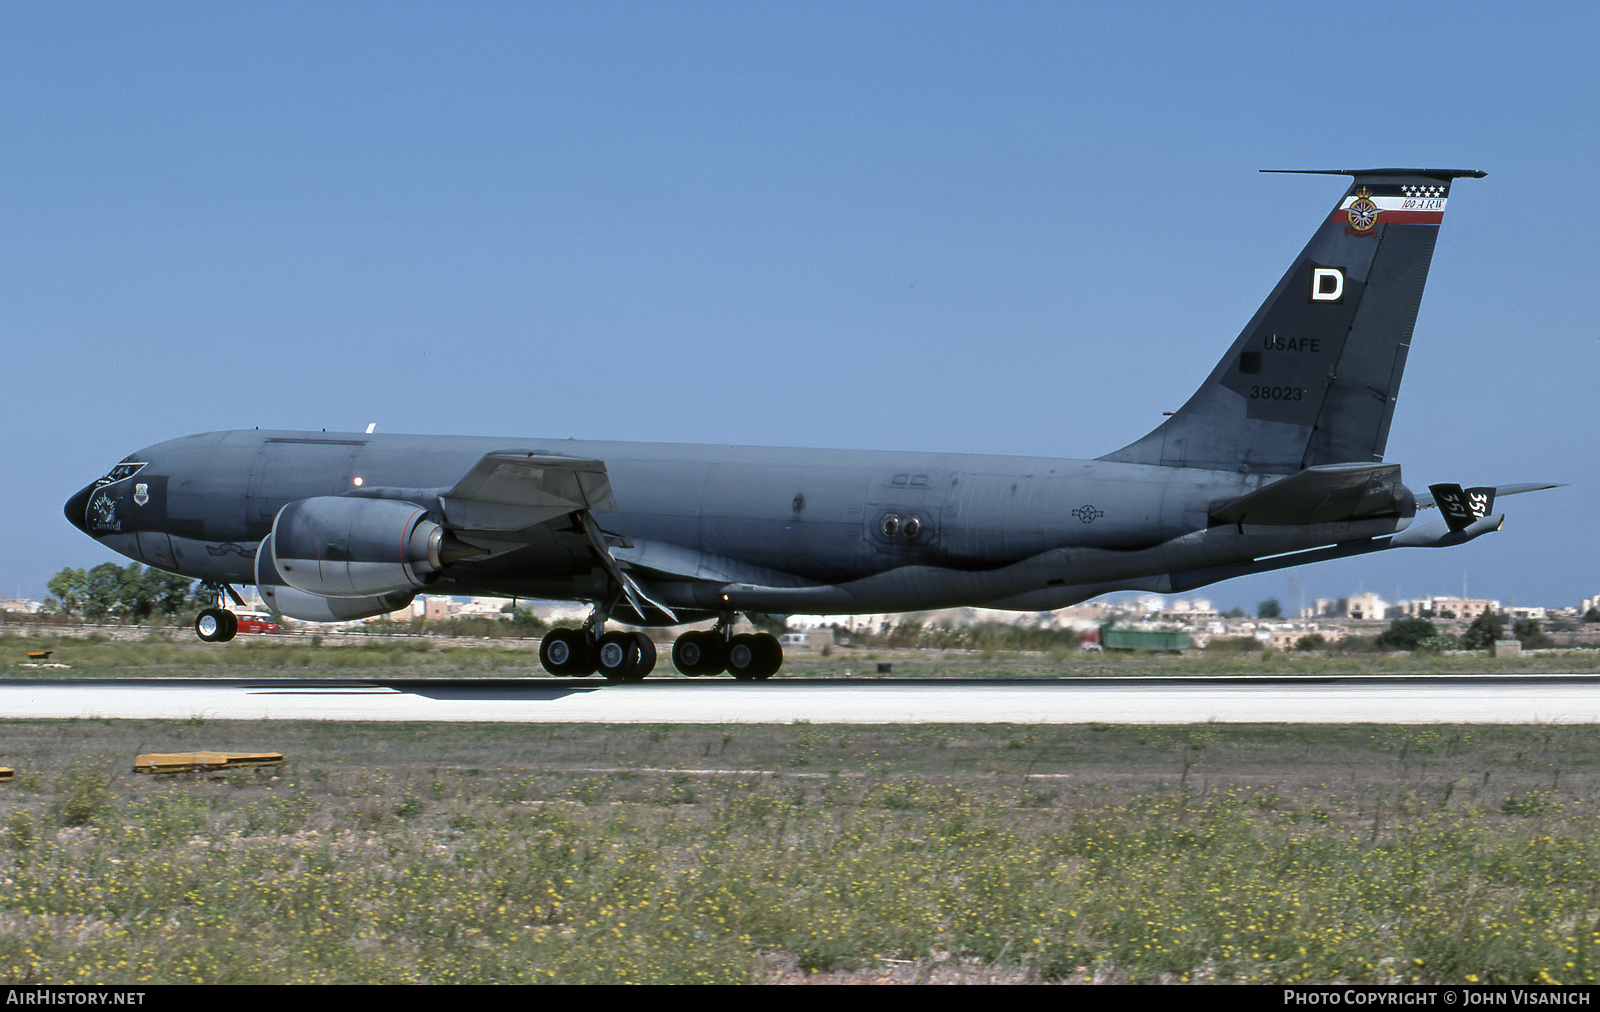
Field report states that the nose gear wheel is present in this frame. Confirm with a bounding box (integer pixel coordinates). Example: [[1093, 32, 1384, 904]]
[[195, 608, 238, 643]]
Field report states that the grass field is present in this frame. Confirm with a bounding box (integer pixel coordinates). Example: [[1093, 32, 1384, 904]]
[[5, 716, 1600, 983]]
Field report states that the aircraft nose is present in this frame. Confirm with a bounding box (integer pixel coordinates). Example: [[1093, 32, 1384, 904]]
[[64, 482, 95, 536]]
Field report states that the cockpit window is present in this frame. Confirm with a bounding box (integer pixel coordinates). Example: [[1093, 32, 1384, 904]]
[[91, 462, 147, 491]]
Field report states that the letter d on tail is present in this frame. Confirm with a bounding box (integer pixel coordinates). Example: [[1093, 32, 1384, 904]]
[[1310, 267, 1345, 303]]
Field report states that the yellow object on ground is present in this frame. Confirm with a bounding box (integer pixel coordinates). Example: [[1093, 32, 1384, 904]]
[[134, 751, 284, 774], [0, 767, 12, 781]]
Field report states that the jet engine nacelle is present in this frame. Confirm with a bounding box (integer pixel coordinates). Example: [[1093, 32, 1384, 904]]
[[257, 582, 416, 623], [266, 496, 444, 599]]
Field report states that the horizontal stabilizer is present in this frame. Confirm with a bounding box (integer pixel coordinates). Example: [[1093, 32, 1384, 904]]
[[1414, 482, 1561, 511], [1209, 462, 1405, 526], [1261, 167, 1488, 181]]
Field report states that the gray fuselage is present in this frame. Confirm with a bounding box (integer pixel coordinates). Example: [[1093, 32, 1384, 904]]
[[69, 428, 1414, 619]]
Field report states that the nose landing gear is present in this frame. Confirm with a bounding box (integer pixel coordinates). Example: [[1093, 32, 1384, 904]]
[[194, 583, 246, 642], [195, 607, 238, 643]]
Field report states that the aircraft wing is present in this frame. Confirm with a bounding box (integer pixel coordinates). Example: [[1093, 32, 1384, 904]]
[[440, 452, 617, 532], [434, 451, 707, 622], [1209, 463, 1405, 526]]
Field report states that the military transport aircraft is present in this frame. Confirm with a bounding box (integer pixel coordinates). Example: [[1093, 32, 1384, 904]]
[[65, 168, 1554, 681]]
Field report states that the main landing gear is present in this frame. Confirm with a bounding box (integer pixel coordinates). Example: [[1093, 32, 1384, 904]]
[[537, 613, 784, 681], [194, 583, 242, 642], [538, 610, 658, 682], [671, 624, 782, 680]]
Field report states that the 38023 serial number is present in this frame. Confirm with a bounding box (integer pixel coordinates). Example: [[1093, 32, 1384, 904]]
[[1249, 385, 1304, 401]]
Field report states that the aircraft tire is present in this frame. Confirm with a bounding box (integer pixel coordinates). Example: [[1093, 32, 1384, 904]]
[[751, 632, 782, 680], [671, 634, 701, 676], [727, 633, 781, 681], [697, 633, 727, 675], [672, 630, 725, 676], [596, 631, 652, 682], [540, 628, 595, 676], [629, 632, 657, 681], [196, 608, 237, 643]]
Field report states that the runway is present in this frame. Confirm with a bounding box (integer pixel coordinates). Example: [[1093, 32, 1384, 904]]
[[5, 675, 1600, 724]]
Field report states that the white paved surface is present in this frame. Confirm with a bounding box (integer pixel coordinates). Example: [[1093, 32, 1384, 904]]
[[4, 676, 1600, 724]]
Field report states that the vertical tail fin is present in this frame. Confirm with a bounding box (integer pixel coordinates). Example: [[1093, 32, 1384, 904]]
[[1101, 167, 1485, 474]]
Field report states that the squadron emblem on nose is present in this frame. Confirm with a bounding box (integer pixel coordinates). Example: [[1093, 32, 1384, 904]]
[[90, 490, 118, 530]]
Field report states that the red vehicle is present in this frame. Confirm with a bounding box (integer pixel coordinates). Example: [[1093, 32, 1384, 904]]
[[234, 611, 284, 634]]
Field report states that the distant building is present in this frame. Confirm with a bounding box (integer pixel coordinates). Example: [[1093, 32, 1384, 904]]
[[1311, 593, 1388, 621], [423, 597, 451, 621], [457, 597, 511, 617], [1397, 596, 1501, 619], [778, 628, 833, 650], [1259, 624, 1346, 650], [1156, 598, 1217, 622]]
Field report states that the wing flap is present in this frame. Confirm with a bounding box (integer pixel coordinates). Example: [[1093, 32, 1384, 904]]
[[611, 538, 816, 588]]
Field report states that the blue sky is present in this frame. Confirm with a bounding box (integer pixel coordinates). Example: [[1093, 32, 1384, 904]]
[[3, 2, 1595, 614]]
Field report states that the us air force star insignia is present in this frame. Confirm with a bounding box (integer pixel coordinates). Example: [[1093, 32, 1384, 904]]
[[1071, 505, 1104, 524], [133, 483, 149, 506], [1346, 187, 1379, 233]]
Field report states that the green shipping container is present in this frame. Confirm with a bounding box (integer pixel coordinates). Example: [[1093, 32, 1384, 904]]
[[1099, 626, 1190, 652]]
